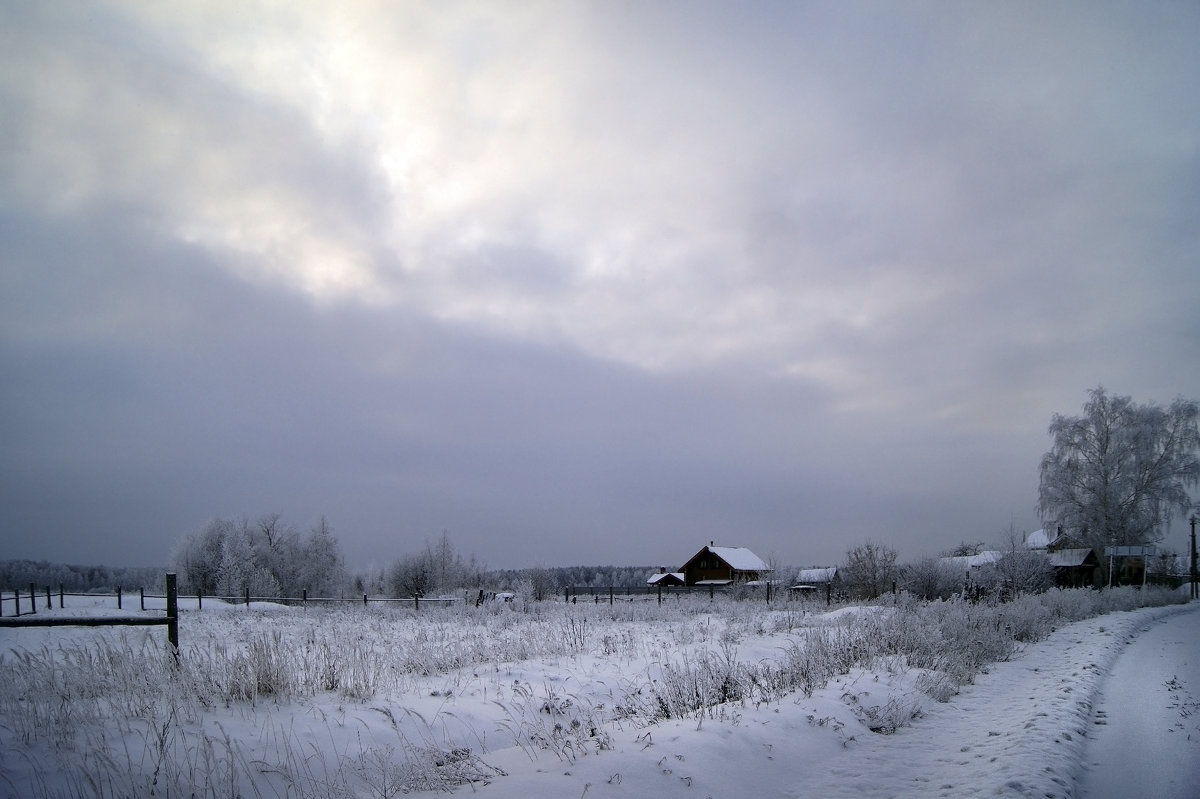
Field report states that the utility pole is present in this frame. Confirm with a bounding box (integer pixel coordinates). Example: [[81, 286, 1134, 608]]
[[1190, 514, 1197, 601]]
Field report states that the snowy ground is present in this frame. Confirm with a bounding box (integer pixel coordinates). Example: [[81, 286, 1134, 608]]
[[474, 603, 1200, 799], [1078, 604, 1200, 799], [1, 593, 1195, 798]]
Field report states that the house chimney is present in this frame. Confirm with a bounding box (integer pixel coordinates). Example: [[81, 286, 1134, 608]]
[[710, 540, 714, 547], [659, 566, 666, 573]]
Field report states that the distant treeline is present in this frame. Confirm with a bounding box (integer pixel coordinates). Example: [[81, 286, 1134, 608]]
[[487, 565, 657, 591], [0, 560, 165, 593], [1, 557, 662, 598]]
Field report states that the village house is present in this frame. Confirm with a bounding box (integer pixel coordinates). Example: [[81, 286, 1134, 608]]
[[1027, 529, 1103, 587], [679, 543, 770, 586]]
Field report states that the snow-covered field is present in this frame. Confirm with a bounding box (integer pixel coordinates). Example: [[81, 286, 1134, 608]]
[[0, 589, 1194, 798]]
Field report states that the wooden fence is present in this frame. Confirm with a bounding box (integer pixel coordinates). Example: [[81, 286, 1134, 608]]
[[0, 581, 461, 620], [564, 582, 800, 604], [0, 573, 180, 651]]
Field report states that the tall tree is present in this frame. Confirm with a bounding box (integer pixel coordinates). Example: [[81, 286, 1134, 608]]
[[1038, 387, 1199, 555]]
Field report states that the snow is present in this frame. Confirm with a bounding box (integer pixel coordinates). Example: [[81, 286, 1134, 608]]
[[705, 546, 770, 572], [1, 594, 1196, 798], [1079, 605, 1200, 799], [940, 550, 1004, 570], [795, 567, 838, 584]]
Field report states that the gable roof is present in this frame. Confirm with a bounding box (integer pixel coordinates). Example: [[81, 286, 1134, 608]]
[[704, 546, 770, 572], [647, 571, 685, 585]]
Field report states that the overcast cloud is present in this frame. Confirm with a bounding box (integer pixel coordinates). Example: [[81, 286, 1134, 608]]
[[2, 1, 1198, 572]]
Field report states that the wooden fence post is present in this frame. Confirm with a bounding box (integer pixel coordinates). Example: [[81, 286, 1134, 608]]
[[302, 589, 307, 608], [45, 586, 51, 610], [29, 584, 36, 614], [166, 572, 179, 660], [609, 586, 613, 605], [245, 587, 250, 607], [59, 585, 64, 609], [140, 587, 145, 611], [116, 585, 122, 611], [363, 593, 368, 606], [197, 592, 202, 610]]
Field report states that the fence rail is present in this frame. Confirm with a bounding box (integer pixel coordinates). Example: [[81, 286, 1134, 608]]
[[0, 580, 814, 624], [0, 582, 465, 619], [0, 574, 180, 652]]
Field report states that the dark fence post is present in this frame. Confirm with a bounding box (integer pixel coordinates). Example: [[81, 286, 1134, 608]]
[[363, 593, 368, 606], [609, 586, 613, 605], [565, 586, 570, 603], [29, 584, 36, 614], [59, 585, 64, 609], [245, 587, 250, 607], [414, 595, 419, 613], [116, 585, 122, 611], [302, 589, 307, 608], [766, 582, 771, 603], [45, 586, 51, 610], [197, 592, 202, 610], [657, 584, 662, 605], [165, 572, 179, 660], [140, 587, 145, 611]]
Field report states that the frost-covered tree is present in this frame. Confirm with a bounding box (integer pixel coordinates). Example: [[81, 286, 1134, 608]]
[[387, 552, 432, 598], [172, 518, 235, 595], [1038, 388, 1199, 556], [843, 541, 898, 600], [172, 513, 346, 598], [298, 516, 345, 596], [902, 558, 963, 601], [996, 550, 1055, 596]]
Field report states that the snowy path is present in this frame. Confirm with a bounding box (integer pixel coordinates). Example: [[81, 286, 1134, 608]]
[[475, 603, 1199, 799], [1078, 604, 1200, 799]]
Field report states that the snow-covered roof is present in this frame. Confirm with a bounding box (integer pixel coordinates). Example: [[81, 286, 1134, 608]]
[[646, 572, 684, 585], [706, 546, 770, 572], [796, 567, 838, 584], [694, 579, 733, 586], [1049, 549, 1094, 568], [939, 551, 1003, 570], [1025, 529, 1052, 549]]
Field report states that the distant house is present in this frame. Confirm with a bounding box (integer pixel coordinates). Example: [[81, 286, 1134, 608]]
[[646, 568, 685, 587], [680, 543, 770, 586]]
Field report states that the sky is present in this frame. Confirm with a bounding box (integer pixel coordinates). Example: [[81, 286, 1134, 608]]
[[2, 1, 1198, 573]]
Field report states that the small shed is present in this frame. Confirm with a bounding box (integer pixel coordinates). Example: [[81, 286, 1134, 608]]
[[790, 567, 840, 601], [1049, 548, 1101, 588], [646, 568, 686, 587]]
